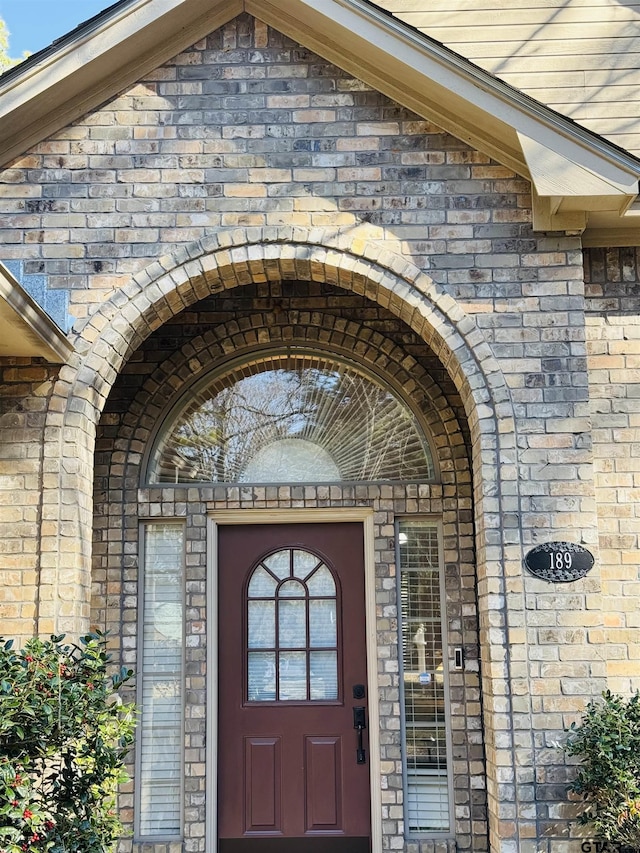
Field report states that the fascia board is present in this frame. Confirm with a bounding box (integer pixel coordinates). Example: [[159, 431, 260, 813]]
[[0, 0, 242, 168], [0, 265, 74, 364], [582, 225, 640, 248], [583, 208, 640, 246]]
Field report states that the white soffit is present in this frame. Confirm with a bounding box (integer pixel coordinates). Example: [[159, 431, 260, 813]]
[[0, 0, 639, 239], [0, 265, 73, 363]]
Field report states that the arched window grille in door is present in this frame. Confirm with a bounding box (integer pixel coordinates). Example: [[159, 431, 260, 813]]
[[247, 547, 340, 703]]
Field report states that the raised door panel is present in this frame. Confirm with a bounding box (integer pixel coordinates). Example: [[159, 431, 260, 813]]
[[244, 737, 281, 833], [304, 736, 343, 832]]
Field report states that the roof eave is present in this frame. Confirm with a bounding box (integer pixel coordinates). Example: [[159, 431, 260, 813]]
[[0, 264, 74, 364], [0, 0, 243, 168]]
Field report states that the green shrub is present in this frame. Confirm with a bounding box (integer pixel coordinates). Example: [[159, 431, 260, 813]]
[[0, 633, 135, 853], [565, 690, 640, 852]]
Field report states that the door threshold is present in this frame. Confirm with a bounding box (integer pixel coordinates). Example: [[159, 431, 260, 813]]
[[219, 838, 370, 852]]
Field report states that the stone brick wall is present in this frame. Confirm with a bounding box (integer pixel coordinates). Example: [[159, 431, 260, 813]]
[[585, 247, 640, 693], [0, 10, 612, 853], [0, 359, 59, 640]]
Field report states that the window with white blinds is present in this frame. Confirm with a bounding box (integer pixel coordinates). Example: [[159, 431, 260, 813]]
[[147, 352, 434, 485], [398, 520, 451, 835], [138, 522, 184, 838]]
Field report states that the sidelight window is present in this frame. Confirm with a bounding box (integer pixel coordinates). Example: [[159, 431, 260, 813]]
[[137, 522, 185, 838], [398, 520, 452, 835], [246, 547, 339, 703]]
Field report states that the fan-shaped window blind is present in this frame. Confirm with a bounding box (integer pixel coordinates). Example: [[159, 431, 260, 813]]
[[147, 353, 434, 484]]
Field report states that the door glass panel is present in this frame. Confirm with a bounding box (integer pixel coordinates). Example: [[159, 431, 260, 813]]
[[263, 551, 291, 579], [279, 599, 306, 648], [279, 651, 307, 700], [246, 548, 340, 702], [307, 565, 335, 596], [248, 651, 276, 701], [309, 599, 337, 647], [293, 549, 320, 577], [279, 579, 306, 598], [248, 600, 275, 648], [248, 566, 278, 597], [310, 651, 338, 700]]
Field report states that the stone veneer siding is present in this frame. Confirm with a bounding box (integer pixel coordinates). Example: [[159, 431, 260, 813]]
[[585, 247, 640, 695], [0, 11, 611, 853]]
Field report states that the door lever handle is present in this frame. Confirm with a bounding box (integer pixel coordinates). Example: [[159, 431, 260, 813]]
[[353, 706, 367, 764]]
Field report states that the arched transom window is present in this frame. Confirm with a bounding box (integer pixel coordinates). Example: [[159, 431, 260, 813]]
[[247, 547, 339, 703], [147, 352, 435, 484]]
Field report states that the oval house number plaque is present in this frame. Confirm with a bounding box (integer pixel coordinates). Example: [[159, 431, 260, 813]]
[[524, 541, 595, 583]]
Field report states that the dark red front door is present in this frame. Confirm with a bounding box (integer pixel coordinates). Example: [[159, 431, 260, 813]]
[[218, 523, 370, 853]]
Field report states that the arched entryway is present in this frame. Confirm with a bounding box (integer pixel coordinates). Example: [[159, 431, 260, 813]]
[[41, 227, 522, 853]]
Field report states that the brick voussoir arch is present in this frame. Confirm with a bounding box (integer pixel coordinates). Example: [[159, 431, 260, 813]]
[[46, 226, 523, 849], [51, 224, 520, 587], [56, 222, 520, 594], [73, 227, 509, 436]]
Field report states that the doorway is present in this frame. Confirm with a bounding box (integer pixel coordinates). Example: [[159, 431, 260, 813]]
[[217, 522, 371, 852]]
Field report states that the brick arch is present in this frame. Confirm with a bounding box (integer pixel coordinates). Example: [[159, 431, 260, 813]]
[[63, 226, 511, 440], [93, 308, 485, 851], [100, 312, 470, 492], [43, 226, 522, 852]]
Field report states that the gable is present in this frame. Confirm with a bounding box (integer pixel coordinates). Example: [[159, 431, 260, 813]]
[[0, 13, 545, 333], [0, 0, 640, 245]]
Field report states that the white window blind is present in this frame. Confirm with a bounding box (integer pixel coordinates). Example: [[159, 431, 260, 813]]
[[398, 521, 451, 834], [138, 522, 184, 837], [147, 352, 434, 485]]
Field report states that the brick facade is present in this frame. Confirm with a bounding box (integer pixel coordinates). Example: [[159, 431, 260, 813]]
[[0, 12, 631, 853], [585, 248, 640, 695], [0, 360, 58, 636]]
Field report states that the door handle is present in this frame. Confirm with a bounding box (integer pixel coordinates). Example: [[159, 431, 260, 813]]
[[353, 706, 367, 764]]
